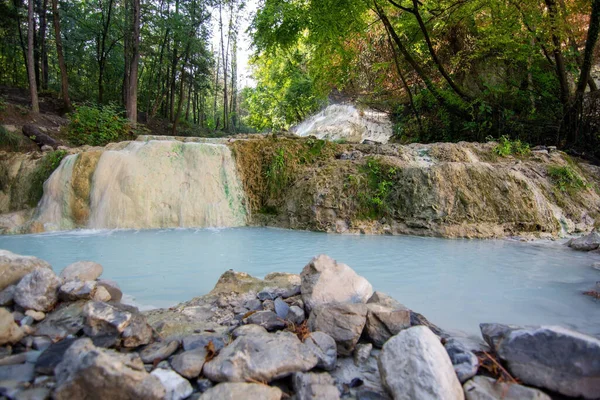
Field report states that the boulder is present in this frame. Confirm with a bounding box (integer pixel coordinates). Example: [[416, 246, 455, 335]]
[[53, 338, 166, 400], [59, 261, 103, 282], [83, 301, 132, 338], [0, 285, 16, 306], [96, 279, 122, 302], [274, 297, 290, 319], [364, 304, 411, 347], [150, 368, 193, 400], [286, 305, 306, 325], [182, 333, 226, 352], [120, 308, 153, 348], [139, 340, 180, 364], [232, 324, 268, 339], [171, 347, 208, 379], [301, 255, 373, 312], [199, 382, 282, 400], [354, 343, 373, 366], [304, 331, 337, 371], [0, 363, 35, 383], [378, 326, 464, 400], [243, 310, 286, 331], [569, 232, 600, 251], [0, 307, 24, 345], [463, 376, 550, 400], [367, 291, 405, 309], [35, 301, 87, 341], [58, 281, 98, 301], [0, 250, 52, 291], [482, 324, 600, 399], [292, 371, 340, 400], [308, 303, 368, 356], [93, 286, 112, 302], [35, 338, 78, 375], [12, 387, 51, 400], [329, 348, 388, 399], [14, 269, 61, 312], [203, 330, 318, 382], [444, 338, 479, 383]]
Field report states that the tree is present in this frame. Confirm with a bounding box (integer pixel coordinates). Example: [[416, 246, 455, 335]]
[[51, 0, 71, 111], [27, 0, 38, 112], [124, 0, 141, 124]]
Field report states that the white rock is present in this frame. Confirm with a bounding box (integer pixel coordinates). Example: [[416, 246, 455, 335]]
[[463, 376, 550, 400], [300, 255, 373, 312], [59, 261, 103, 282], [14, 269, 60, 312], [0, 250, 52, 291], [0, 307, 24, 345], [25, 310, 45, 321], [199, 382, 282, 399], [150, 368, 193, 400], [378, 326, 464, 400]]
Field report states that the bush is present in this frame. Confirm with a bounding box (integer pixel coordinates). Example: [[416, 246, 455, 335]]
[[548, 165, 588, 193], [28, 150, 68, 206], [0, 126, 23, 150], [67, 104, 131, 146], [492, 135, 530, 157]]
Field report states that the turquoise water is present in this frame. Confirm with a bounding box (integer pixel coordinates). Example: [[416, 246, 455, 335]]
[[1, 227, 599, 337]]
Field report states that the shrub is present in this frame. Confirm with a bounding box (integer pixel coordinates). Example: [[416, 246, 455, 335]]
[[344, 157, 397, 219], [548, 165, 588, 193], [28, 150, 68, 206], [0, 126, 23, 150], [492, 135, 530, 157], [67, 104, 131, 146]]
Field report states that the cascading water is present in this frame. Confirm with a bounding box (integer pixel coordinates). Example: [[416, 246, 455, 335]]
[[292, 104, 393, 143], [31, 140, 247, 231]]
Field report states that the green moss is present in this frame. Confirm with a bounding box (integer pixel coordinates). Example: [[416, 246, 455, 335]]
[[27, 150, 68, 206], [548, 165, 588, 194], [344, 157, 397, 219]]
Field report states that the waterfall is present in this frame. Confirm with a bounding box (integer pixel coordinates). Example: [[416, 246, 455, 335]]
[[292, 104, 393, 144], [31, 140, 247, 231]]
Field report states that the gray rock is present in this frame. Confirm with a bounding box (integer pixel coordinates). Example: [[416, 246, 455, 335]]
[[569, 232, 600, 251], [484, 324, 600, 399], [274, 297, 290, 319], [378, 326, 464, 400], [53, 338, 166, 400], [286, 305, 305, 325], [196, 378, 213, 392], [301, 255, 373, 313], [0, 250, 53, 291], [308, 303, 368, 356], [35, 338, 78, 375], [243, 299, 262, 311], [171, 347, 208, 379], [199, 382, 282, 399], [231, 324, 268, 339], [58, 281, 97, 301], [32, 336, 52, 352], [479, 323, 519, 351], [0, 363, 35, 383], [330, 349, 387, 399], [140, 340, 180, 364], [35, 301, 87, 341], [0, 307, 24, 345], [354, 343, 373, 366], [14, 269, 60, 312], [59, 261, 103, 282], [304, 331, 337, 371], [0, 285, 16, 306], [203, 330, 318, 382], [367, 292, 405, 310], [262, 299, 275, 312], [292, 371, 340, 400], [83, 301, 131, 337], [13, 387, 51, 400], [243, 310, 286, 331], [182, 333, 226, 352], [463, 376, 550, 400], [96, 279, 123, 302], [150, 368, 193, 400], [445, 338, 479, 383], [365, 304, 411, 348], [0, 379, 27, 399], [20, 315, 35, 327], [120, 309, 153, 348]]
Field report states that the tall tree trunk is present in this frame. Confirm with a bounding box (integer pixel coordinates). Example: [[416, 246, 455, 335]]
[[51, 0, 71, 111], [220, 4, 229, 131], [230, 35, 237, 130], [27, 0, 39, 112], [125, 0, 140, 125], [39, 0, 48, 90], [15, 0, 29, 87], [545, 0, 570, 106], [576, 0, 600, 95], [213, 41, 220, 130]]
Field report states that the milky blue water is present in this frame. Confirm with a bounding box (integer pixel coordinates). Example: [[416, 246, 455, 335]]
[[1, 227, 599, 337]]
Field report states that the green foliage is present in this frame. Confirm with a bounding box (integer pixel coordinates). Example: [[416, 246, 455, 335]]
[[67, 104, 131, 146], [0, 126, 22, 150], [28, 150, 68, 206], [0, 96, 7, 112], [265, 148, 289, 197], [492, 135, 531, 157], [548, 165, 588, 193], [346, 157, 397, 219]]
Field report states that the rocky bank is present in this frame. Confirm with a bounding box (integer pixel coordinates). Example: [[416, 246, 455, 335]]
[[1, 250, 599, 399], [1, 135, 599, 238]]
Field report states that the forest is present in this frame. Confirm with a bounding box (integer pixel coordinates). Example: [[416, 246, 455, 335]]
[[0, 0, 599, 158]]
